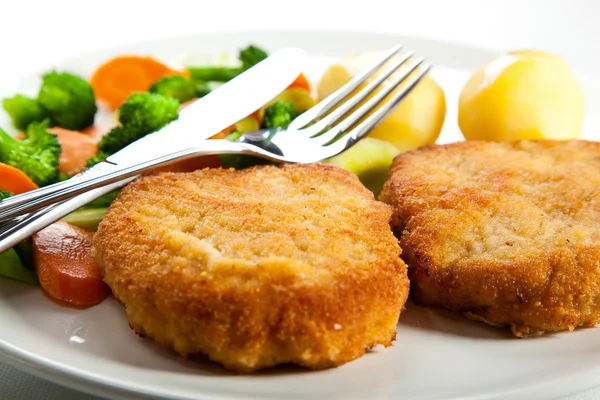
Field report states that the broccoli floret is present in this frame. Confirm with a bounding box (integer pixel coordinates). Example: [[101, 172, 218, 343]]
[[84, 150, 109, 169], [188, 45, 268, 82], [0, 190, 13, 200], [117, 92, 179, 133], [0, 121, 61, 186], [37, 71, 97, 130], [97, 126, 142, 155], [239, 45, 268, 70], [58, 172, 72, 181], [149, 76, 198, 103], [261, 101, 298, 129], [98, 93, 179, 155], [3, 95, 48, 130]]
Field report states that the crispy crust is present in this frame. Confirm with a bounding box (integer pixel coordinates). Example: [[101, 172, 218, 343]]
[[380, 140, 600, 336], [94, 163, 408, 372]]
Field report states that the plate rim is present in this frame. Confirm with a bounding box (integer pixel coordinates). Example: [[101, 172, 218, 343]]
[[0, 28, 598, 400]]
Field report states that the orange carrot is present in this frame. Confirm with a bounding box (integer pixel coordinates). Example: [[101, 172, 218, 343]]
[[90, 56, 189, 110], [0, 163, 38, 194], [32, 222, 109, 308], [47, 128, 98, 176], [249, 109, 262, 124], [288, 73, 311, 92], [210, 124, 237, 139]]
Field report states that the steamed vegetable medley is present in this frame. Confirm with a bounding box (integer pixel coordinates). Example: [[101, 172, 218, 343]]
[[0, 45, 336, 307]]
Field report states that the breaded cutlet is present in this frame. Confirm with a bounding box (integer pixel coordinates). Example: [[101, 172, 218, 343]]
[[380, 140, 600, 337], [93, 163, 408, 372]]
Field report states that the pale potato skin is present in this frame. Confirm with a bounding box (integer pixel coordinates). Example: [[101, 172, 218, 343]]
[[459, 51, 584, 142], [94, 164, 408, 372], [380, 140, 600, 336]]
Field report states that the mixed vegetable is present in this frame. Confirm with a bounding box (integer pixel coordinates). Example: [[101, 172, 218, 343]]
[[0, 44, 313, 308]]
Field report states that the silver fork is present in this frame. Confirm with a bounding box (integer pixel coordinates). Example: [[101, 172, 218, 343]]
[[0, 45, 431, 253]]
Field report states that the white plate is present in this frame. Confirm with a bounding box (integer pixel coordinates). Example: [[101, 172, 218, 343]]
[[1, 30, 600, 400]]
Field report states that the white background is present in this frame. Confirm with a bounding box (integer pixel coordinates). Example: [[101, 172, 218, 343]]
[[1, 0, 599, 399]]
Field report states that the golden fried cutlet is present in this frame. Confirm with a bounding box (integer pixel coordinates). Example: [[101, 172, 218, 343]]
[[93, 163, 408, 372], [380, 140, 600, 337]]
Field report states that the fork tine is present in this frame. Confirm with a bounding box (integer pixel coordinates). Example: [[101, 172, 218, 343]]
[[309, 58, 425, 146], [296, 51, 413, 139], [331, 63, 432, 154], [287, 44, 404, 131]]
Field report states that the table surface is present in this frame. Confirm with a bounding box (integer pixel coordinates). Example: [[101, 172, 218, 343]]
[[1, 0, 599, 398]]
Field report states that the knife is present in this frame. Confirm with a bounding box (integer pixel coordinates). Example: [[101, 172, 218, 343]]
[[0, 47, 307, 220]]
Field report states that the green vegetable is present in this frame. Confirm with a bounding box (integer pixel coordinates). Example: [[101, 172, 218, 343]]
[[37, 71, 97, 130], [14, 239, 35, 271], [82, 190, 120, 209], [239, 45, 268, 70], [98, 92, 179, 155], [187, 66, 240, 82], [60, 190, 119, 231], [84, 150, 109, 169], [149, 76, 199, 103], [117, 92, 179, 134], [0, 249, 38, 285], [188, 45, 268, 83], [0, 190, 13, 200], [62, 208, 107, 231], [98, 125, 147, 155], [3, 95, 48, 130], [325, 137, 400, 195], [58, 172, 72, 182], [234, 116, 260, 133], [261, 100, 298, 129], [0, 120, 61, 186], [194, 81, 212, 97], [219, 99, 298, 170]]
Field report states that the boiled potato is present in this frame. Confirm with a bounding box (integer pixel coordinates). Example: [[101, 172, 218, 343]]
[[318, 52, 446, 152], [326, 137, 399, 195], [459, 50, 584, 141]]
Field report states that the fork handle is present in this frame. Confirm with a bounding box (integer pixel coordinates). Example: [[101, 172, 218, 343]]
[[0, 140, 249, 222], [0, 177, 136, 254]]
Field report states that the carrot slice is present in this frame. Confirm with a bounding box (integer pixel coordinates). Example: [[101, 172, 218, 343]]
[[210, 124, 236, 139], [90, 56, 189, 110], [47, 128, 98, 176], [288, 73, 311, 92], [0, 163, 38, 194], [32, 222, 109, 307]]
